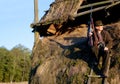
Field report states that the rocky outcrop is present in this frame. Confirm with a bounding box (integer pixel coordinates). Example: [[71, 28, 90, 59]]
[[29, 22, 120, 84]]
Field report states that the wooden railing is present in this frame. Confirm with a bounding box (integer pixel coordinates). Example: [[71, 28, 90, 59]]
[[73, 0, 120, 18]]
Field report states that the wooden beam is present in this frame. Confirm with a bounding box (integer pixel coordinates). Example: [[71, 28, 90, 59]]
[[74, 6, 106, 18], [74, 0, 120, 18], [79, 1, 112, 10], [105, 1, 120, 9]]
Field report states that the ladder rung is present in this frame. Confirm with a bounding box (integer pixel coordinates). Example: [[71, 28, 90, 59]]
[[87, 75, 107, 78]]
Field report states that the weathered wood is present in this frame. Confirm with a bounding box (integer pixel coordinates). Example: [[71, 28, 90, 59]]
[[74, 6, 107, 17], [74, 0, 120, 18], [102, 56, 111, 84], [87, 68, 93, 84], [105, 1, 120, 9], [31, 0, 120, 27], [87, 75, 106, 78], [34, 0, 39, 44], [40, 0, 84, 25], [79, 0, 112, 10], [47, 24, 56, 34], [34, 0, 39, 23]]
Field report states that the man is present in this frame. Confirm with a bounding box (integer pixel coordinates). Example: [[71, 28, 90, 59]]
[[88, 20, 113, 77]]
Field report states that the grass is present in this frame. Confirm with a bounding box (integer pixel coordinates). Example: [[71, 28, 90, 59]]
[[0, 82, 28, 84]]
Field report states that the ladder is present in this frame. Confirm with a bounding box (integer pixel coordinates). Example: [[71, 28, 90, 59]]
[[86, 55, 111, 84]]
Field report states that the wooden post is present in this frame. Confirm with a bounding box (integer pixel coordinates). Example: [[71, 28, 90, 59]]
[[102, 54, 111, 84], [34, 0, 39, 44]]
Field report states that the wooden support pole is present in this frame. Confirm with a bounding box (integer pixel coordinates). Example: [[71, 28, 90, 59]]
[[34, 0, 39, 44], [34, 0, 39, 23], [102, 56, 111, 84], [87, 68, 93, 84]]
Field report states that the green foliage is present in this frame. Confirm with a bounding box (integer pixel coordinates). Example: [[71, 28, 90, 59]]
[[0, 44, 31, 82]]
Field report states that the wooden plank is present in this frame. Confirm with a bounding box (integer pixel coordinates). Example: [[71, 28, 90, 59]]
[[79, 0, 119, 10], [87, 75, 106, 78], [47, 24, 56, 34], [79, 1, 112, 10], [105, 1, 120, 9], [73, 1, 120, 18], [74, 6, 107, 17]]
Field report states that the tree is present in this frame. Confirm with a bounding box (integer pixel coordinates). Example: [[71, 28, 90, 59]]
[[0, 47, 13, 82], [0, 44, 31, 82], [10, 44, 31, 82]]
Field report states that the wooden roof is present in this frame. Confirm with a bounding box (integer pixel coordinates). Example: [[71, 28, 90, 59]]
[[31, 0, 120, 28], [39, 0, 84, 25]]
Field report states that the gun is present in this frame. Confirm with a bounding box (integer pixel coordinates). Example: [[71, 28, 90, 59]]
[[90, 16, 98, 47], [89, 7, 98, 47], [87, 21, 93, 47]]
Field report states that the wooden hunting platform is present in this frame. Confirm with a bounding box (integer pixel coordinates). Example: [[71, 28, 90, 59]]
[[31, 0, 120, 36]]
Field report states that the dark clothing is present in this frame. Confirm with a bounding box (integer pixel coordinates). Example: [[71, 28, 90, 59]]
[[100, 30, 113, 49], [89, 29, 113, 76], [91, 30, 113, 49]]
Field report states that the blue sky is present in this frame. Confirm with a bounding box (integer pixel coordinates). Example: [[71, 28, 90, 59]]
[[0, 0, 54, 50]]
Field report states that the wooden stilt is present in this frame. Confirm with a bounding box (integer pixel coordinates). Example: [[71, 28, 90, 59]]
[[102, 55, 111, 84], [87, 67, 93, 84]]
